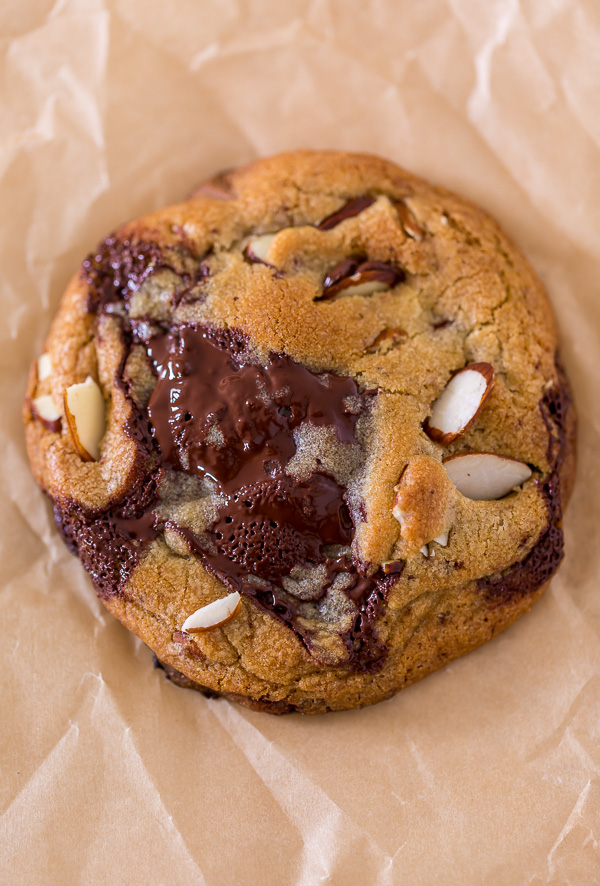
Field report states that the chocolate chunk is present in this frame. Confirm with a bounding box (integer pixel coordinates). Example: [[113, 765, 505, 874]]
[[319, 259, 404, 300], [83, 235, 207, 314], [53, 389, 162, 598], [55, 468, 162, 599], [317, 196, 376, 231], [198, 475, 353, 582]]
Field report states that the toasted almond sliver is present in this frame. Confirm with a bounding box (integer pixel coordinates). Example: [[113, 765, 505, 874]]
[[425, 363, 494, 445], [246, 233, 277, 265], [32, 394, 61, 424], [64, 376, 105, 462], [182, 592, 242, 632], [37, 353, 53, 381], [444, 452, 532, 501]]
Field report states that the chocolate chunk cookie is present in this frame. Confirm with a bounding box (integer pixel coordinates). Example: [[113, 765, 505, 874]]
[[24, 150, 576, 714]]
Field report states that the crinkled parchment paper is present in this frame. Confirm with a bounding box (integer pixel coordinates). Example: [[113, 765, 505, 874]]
[[1, 1, 599, 883]]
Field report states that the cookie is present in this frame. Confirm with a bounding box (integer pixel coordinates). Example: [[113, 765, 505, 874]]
[[24, 150, 576, 714]]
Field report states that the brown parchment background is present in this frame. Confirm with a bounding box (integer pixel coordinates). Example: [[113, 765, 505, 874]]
[[1, 1, 599, 883]]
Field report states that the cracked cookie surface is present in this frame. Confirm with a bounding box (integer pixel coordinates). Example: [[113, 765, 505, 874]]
[[24, 150, 576, 713]]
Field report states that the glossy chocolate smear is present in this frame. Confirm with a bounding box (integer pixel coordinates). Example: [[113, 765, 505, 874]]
[[84, 237, 168, 313], [55, 468, 162, 599], [146, 326, 361, 489], [84, 236, 208, 314], [54, 403, 162, 599], [145, 324, 360, 582], [206, 476, 353, 581]]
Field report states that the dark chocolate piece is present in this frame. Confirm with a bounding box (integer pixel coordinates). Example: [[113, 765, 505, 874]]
[[320, 259, 404, 301], [54, 383, 162, 599], [317, 196, 376, 231], [394, 200, 425, 240], [55, 469, 162, 599]]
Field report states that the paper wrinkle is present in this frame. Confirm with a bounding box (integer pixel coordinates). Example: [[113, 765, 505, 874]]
[[116, 724, 208, 885], [2, 1, 600, 882], [547, 779, 592, 877], [466, 0, 519, 111], [208, 700, 394, 885], [437, 1, 600, 259], [84, 674, 209, 884], [0, 722, 80, 825], [190, 19, 305, 71], [525, 675, 600, 768]]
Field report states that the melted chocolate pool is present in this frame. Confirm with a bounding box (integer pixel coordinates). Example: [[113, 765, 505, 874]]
[[146, 326, 361, 489], [141, 325, 389, 669]]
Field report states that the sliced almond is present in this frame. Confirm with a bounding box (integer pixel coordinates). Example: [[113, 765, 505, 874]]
[[320, 259, 403, 301], [37, 353, 53, 381], [419, 533, 449, 559], [245, 233, 278, 265], [64, 376, 106, 462], [392, 503, 406, 525], [424, 363, 495, 445], [32, 394, 62, 431], [182, 591, 241, 632], [444, 452, 532, 501]]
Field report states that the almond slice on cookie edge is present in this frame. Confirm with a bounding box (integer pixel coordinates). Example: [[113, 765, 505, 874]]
[[32, 394, 61, 424], [182, 592, 242, 632], [37, 353, 53, 381], [64, 376, 106, 462]]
